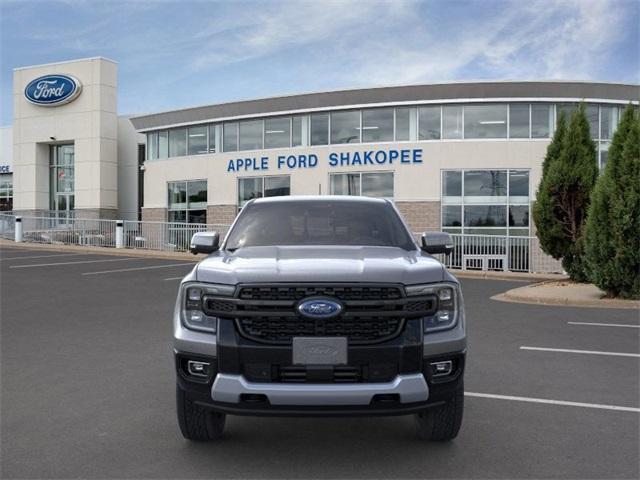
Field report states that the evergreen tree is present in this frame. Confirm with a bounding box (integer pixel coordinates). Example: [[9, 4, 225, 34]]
[[533, 104, 598, 281], [584, 107, 640, 298], [533, 112, 567, 259]]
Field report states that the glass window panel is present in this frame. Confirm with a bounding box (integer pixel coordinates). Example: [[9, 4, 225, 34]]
[[508, 205, 529, 227], [509, 170, 529, 198], [169, 128, 187, 157], [187, 210, 207, 224], [187, 180, 207, 209], [239, 120, 263, 150], [600, 106, 619, 140], [158, 131, 168, 159], [442, 205, 462, 227], [586, 105, 599, 139], [464, 205, 507, 227], [362, 108, 394, 143], [238, 177, 263, 207], [187, 126, 207, 155], [57, 195, 67, 211], [56, 167, 74, 192], [395, 107, 411, 141], [464, 170, 507, 198], [419, 106, 441, 140], [531, 104, 552, 138], [599, 142, 610, 170], [330, 110, 360, 144], [509, 228, 529, 237], [264, 176, 290, 197], [264, 117, 291, 149], [292, 116, 303, 146], [362, 172, 393, 198], [509, 104, 529, 138], [556, 103, 577, 123], [147, 132, 158, 160], [168, 182, 187, 209], [330, 173, 360, 196], [465, 227, 507, 236], [310, 114, 329, 145], [442, 106, 463, 139], [223, 123, 238, 152], [443, 171, 462, 197], [168, 210, 186, 223], [464, 104, 507, 139], [208, 125, 217, 153]]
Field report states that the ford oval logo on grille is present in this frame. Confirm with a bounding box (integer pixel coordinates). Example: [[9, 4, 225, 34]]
[[297, 297, 342, 319]]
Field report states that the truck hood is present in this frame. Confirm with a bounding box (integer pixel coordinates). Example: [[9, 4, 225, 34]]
[[195, 246, 445, 285]]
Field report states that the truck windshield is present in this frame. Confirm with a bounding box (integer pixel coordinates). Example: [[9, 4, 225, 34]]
[[225, 200, 416, 251]]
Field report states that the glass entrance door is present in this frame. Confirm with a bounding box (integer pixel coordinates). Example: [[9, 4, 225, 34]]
[[50, 144, 75, 222]]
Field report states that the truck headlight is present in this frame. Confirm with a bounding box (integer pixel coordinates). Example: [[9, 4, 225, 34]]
[[405, 283, 461, 333], [180, 283, 235, 333]]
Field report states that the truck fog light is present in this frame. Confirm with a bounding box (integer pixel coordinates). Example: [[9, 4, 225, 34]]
[[188, 310, 204, 323], [436, 310, 451, 322], [431, 360, 453, 377], [187, 360, 210, 377]]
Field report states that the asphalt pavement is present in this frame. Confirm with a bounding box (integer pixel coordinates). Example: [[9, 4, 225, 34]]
[[1, 245, 638, 479]]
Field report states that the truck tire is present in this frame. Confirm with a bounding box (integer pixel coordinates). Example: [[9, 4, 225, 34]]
[[176, 385, 226, 441], [414, 382, 464, 441]]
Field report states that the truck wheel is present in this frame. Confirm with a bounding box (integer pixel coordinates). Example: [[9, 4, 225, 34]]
[[176, 385, 226, 441], [414, 383, 464, 441]]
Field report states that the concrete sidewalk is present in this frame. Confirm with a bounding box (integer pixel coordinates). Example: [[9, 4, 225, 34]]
[[493, 280, 640, 309]]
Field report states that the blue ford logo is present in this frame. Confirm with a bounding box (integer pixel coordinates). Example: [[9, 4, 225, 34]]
[[24, 74, 82, 106], [297, 297, 342, 319]]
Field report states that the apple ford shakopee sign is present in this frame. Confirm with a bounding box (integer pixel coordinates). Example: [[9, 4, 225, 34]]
[[24, 74, 82, 106]]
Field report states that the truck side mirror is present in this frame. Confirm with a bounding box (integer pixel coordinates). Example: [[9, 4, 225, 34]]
[[190, 232, 220, 255], [421, 232, 454, 255]]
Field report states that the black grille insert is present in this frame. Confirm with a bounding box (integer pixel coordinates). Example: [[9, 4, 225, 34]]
[[236, 316, 404, 345], [203, 283, 436, 345]]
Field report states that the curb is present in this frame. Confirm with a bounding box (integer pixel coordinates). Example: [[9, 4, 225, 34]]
[[451, 270, 566, 282], [492, 286, 640, 310]]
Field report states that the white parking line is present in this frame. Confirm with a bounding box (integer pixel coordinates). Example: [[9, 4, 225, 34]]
[[0, 253, 88, 261], [10, 258, 135, 269], [568, 321, 640, 329], [82, 263, 195, 275], [520, 346, 640, 358], [164, 276, 184, 281], [465, 392, 640, 413]]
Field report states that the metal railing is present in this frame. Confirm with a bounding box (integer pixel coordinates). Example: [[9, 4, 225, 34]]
[[122, 220, 230, 252], [20, 216, 118, 247], [438, 234, 563, 274], [2, 213, 563, 273], [0, 213, 15, 240]]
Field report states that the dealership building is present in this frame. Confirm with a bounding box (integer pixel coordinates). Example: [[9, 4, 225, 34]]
[[4, 57, 639, 243]]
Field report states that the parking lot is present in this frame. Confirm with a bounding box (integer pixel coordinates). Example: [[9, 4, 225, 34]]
[[1, 244, 638, 479]]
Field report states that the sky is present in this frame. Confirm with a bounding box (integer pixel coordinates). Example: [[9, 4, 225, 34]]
[[0, 0, 638, 126]]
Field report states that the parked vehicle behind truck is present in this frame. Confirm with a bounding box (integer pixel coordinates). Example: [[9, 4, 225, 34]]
[[174, 196, 465, 441]]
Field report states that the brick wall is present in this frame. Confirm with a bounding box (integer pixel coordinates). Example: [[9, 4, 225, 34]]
[[395, 201, 441, 234], [141, 208, 166, 223], [207, 205, 237, 226]]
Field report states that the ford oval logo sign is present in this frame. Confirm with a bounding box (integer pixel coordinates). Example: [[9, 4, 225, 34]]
[[297, 297, 342, 319], [24, 74, 82, 106]]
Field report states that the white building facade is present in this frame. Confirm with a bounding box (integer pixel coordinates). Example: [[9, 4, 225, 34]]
[[3, 56, 638, 240]]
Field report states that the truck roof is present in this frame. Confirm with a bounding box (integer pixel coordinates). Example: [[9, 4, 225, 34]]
[[252, 195, 389, 205]]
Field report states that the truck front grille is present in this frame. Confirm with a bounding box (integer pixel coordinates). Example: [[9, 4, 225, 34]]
[[236, 316, 404, 344], [202, 283, 437, 345]]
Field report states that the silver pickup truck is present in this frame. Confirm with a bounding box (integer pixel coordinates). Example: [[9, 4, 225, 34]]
[[174, 196, 465, 441]]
